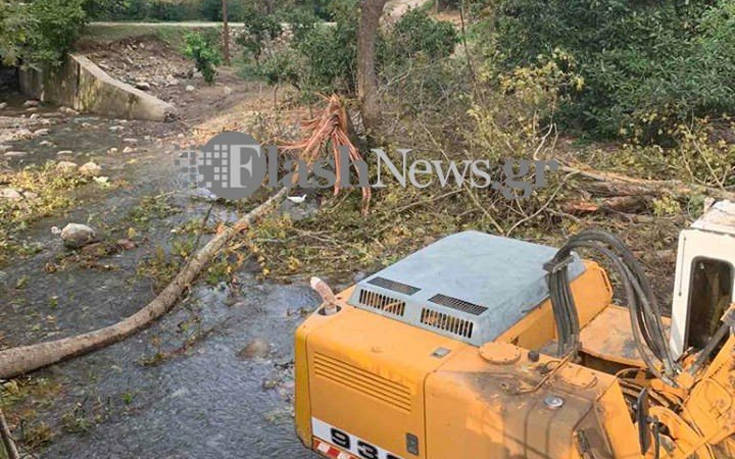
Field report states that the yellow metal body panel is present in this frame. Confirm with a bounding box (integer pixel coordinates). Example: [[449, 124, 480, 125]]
[[295, 291, 469, 458], [579, 305, 671, 368], [295, 264, 735, 458], [424, 344, 641, 458], [496, 262, 612, 349], [680, 334, 735, 457]]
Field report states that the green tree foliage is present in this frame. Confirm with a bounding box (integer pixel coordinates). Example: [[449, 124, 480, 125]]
[[489, 0, 735, 140], [183, 31, 221, 84], [259, 47, 301, 88], [200, 0, 243, 21], [0, 0, 86, 67], [29, 0, 87, 64], [253, 2, 458, 97], [0, 1, 32, 66], [291, 0, 360, 93], [379, 9, 458, 67], [235, 6, 283, 62]]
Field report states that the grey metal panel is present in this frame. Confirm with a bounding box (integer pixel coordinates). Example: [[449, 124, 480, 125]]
[[347, 231, 585, 345]]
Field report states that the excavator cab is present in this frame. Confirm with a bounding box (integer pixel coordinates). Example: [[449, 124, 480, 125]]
[[294, 201, 735, 458], [670, 200, 735, 358]]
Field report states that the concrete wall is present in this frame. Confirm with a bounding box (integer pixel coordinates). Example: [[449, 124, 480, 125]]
[[19, 54, 176, 121]]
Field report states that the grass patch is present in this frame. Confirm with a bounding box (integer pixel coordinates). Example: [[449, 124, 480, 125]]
[[0, 164, 92, 266]]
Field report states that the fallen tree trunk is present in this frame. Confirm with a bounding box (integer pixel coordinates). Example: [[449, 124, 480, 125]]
[[561, 163, 735, 202], [561, 195, 651, 215], [0, 408, 19, 459], [0, 188, 288, 379]]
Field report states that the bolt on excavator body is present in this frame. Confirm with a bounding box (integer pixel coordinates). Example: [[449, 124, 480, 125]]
[[294, 201, 735, 458]]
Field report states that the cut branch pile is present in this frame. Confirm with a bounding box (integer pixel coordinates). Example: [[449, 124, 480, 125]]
[[283, 95, 372, 213], [559, 161, 735, 216]]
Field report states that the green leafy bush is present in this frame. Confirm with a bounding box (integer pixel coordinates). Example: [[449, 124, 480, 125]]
[[279, 6, 320, 42], [256, 1, 458, 97], [291, 0, 359, 93], [0, 1, 32, 66], [258, 47, 302, 89], [183, 31, 221, 84], [380, 9, 458, 67], [200, 0, 244, 21], [489, 0, 735, 140], [29, 0, 87, 64], [0, 0, 86, 67], [235, 6, 283, 62]]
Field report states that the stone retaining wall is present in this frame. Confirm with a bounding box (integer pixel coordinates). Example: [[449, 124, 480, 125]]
[[19, 54, 176, 121]]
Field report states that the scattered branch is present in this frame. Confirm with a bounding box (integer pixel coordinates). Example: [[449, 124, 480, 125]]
[[0, 408, 19, 459], [0, 188, 288, 379], [559, 161, 735, 202]]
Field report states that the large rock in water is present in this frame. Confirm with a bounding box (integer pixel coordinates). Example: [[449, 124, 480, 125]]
[[238, 338, 270, 359], [60, 223, 97, 249], [79, 161, 102, 177]]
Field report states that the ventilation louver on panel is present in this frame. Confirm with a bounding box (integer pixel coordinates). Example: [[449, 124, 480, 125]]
[[313, 353, 411, 413], [420, 307, 474, 338], [429, 293, 487, 316], [358, 289, 406, 317], [367, 276, 420, 295]]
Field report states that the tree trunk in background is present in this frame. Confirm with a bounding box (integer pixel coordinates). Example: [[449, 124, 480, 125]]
[[357, 0, 387, 132], [222, 0, 231, 65]]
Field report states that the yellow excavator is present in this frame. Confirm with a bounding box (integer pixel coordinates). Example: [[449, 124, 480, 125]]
[[294, 200, 735, 458]]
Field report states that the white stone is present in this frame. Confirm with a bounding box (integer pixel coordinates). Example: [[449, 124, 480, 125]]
[[59, 107, 79, 116], [60, 223, 96, 249], [79, 161, 102, 177], [0, 188, 22, 201], [56, 161, 78, 172]]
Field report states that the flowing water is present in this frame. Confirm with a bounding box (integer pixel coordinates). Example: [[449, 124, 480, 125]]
[[0, 94, 321, 458]]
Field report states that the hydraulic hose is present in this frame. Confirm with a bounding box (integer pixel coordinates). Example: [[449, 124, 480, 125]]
[[545, 230, 680, 383]]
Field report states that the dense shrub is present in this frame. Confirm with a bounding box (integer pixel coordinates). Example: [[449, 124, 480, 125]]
[[235, 6, 283, 62], [380, 9, 458, 67], [88, 0, 332, 22], [29, 0, 87, 63], [258, 47, 302, 89], [183, 31, 221, 83], [489, 0, 735, 140], [200, 0, 245, 21], [254, 2, 458, 97], [286, 0, 359, 94], [0, 0, 87, 67], [0, 1, 31, 66]]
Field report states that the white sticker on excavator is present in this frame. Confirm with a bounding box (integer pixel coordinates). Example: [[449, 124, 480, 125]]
[[312, 418, 404, 459]]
